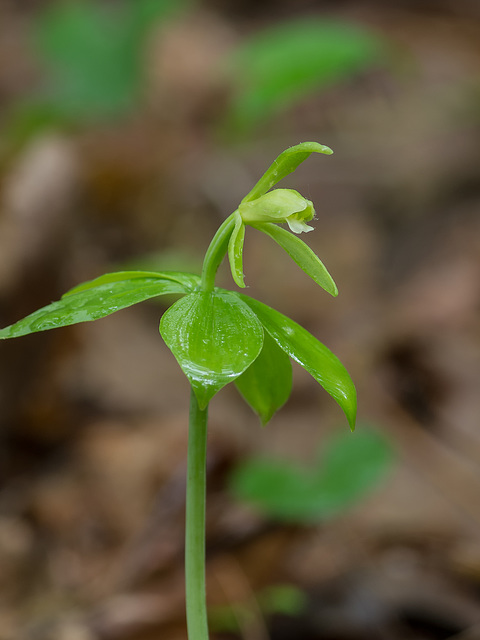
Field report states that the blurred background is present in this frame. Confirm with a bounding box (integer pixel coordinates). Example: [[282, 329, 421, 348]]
[[1, 1, 480, 638]]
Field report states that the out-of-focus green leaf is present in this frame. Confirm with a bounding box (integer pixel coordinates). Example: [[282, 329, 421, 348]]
[[0, 272, 199, 339], [315, 428, 393, 512], [258, 584, 307, 617], [238, 294, 356, 430], [230, 428, 393, 522], [160, 289, 263, 408], [241, 142, 332, 203], [210, 584, 307, 634], [209, 603, 253, 635], [126, 0, 191, 38], [231, 458, 312, 520], [235, 330, 292, 425], [228, 212, 246, 288], [120, 249, 203, 275], [252, 222, 338, 296], [32, 0, 190, 120], [225, 18, 384, 133], [34, 2, 136, 119]]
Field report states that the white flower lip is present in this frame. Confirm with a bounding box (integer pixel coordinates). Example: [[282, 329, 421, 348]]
[[287, 217, 314, 233]]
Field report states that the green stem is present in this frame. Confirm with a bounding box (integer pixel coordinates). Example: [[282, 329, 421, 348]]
[[201, 212, 237, 292], [185, 387, 210, 640], [186, 211, 238, 637]]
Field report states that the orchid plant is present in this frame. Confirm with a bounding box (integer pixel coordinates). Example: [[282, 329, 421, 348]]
[[0, 142, 356, 640]]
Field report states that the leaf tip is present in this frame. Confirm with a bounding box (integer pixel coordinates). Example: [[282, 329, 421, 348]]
[[346, 398, 357, 432], [232, 272, 246, 288], [260, 414, 272, 427], [300, 141, 333, 155]]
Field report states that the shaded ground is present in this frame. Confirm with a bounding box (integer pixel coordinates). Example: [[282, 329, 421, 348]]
[[1, 1, 480, 639]]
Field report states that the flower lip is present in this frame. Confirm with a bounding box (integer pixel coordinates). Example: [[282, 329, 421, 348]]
[[286, 216, 314, 234], [239, 188, 315, 234]]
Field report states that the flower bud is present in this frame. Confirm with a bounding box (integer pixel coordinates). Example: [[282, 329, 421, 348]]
[[239, 189, 315, 234]]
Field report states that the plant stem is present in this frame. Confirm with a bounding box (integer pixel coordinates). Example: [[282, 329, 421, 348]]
[[185, 387, 210, 640], [201, 212, 237, 292], [187, 211, 237, 638]]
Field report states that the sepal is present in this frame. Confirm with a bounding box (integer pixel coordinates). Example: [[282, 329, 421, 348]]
[[251, 223, 338, 296], [241, 141, 333, 203]]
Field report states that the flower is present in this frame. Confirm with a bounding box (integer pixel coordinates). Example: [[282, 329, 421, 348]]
[[238, 189, 315, 234], [228, 187, 332, 292]]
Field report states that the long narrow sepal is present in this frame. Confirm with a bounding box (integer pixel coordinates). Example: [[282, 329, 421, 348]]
[[251, 223, 338, 296], [241, 141, 332, 204]]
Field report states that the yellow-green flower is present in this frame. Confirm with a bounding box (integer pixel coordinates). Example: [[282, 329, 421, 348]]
[[228, 188, 320, 289], [239, 189, 315, 234]]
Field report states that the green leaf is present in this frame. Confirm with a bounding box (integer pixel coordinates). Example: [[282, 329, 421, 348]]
[[230, 428, 393, 522], [227, 212, 246, 288], [225, 18, 383, 134], [160, 289, 263, 408], [0, 272, 199, 339], [252, 222, 338, 296], [235, 330, 292, 425], [241, 142, 332, 204], [237, 294, 356, 430], [63, 270, 200, 296]]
